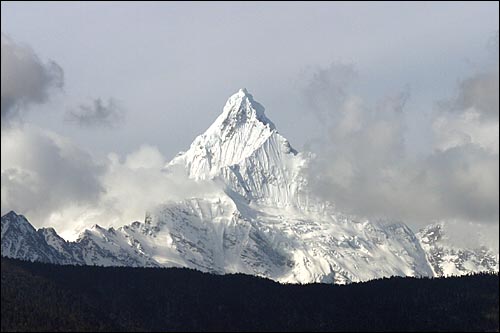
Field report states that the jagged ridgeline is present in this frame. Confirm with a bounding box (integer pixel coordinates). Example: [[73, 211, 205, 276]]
[[1, 89, 498, 283]]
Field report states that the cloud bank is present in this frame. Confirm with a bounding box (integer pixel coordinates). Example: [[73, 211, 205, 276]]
[[1, 128, 220, 239], [304, 55, 498, 232], [1, 126, 106, 225], [0, 36, 218, 239]]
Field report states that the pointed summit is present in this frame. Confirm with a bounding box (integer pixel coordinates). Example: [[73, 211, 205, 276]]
[[3, 211, 20, 219], [209, 88, 275, 136], [1, 211, 31, 228], [167, 89, 301, 202]]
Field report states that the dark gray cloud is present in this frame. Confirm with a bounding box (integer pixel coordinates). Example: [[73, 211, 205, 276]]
[[422, 144, 498, 223], [0, 35, 211, 238], [65, 98, 125, 128], [303, 60, 499, 228], [1, 126, 106, 226], [1, 33, 63, 126]]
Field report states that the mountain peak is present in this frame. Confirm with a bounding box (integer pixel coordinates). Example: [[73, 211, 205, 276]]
[[168, 89, 290, 180], [165, 89, 304, 207], [3, 211, 20, 218], [237, 87, 249, 95], [211, 88, 276, 135], [2, 211, 30, 226]]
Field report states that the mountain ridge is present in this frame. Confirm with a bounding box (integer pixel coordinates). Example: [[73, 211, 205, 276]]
[[1, 89, 498, 283]]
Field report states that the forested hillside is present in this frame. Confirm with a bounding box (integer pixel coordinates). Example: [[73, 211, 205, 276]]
[[1, 257, 498, 332]]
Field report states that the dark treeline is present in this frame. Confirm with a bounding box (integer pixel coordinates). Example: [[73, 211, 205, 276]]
[[1, 257, 498, 332]]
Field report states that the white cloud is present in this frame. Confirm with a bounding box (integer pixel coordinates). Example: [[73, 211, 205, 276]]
[[433, 109, 499, 154], [1, 133, 222, 240], [303, 60, 499, 230], [0, 35, 223, 240]]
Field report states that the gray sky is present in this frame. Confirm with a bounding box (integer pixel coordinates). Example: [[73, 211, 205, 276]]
[[1, 2, 499, 245], [2, 1, 497, 157]]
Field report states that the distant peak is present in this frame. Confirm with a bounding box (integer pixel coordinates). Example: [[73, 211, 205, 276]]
[[167, 88, 299, 182], [214, 89, 275, 134], [227, 88, 254, 105], [90, 224, 104, 231], [3, 211, 19, 218], [2, 210, 27, 222], [38, 227, 61, 238], [1, 210, 33, 231], [238, 88, 249, 95]]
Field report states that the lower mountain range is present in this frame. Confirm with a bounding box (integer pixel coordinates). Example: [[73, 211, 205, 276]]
[[1, 89, 498, 283]]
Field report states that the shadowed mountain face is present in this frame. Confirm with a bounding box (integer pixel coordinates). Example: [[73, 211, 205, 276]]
[[0, 211, 66, 264], [1, 257, 499, 332], [1, 89, 498, 283]]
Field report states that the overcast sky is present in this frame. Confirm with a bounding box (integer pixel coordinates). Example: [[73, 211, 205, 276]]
[[1, 2, 498, 245], [2, 2, 497, 157]]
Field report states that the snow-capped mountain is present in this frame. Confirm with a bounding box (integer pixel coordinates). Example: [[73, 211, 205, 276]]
[[417, 223, 498, 276], [167, 88, 307, 208], [1, 211, 65, 264], [1, 89, 498, 283]]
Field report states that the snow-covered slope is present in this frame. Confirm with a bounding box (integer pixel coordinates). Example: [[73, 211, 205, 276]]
[[1, 89, 498, 283], [1, 211, 64, 264], [37, 227, 84, 264], [155, 88, 434, 282], [167, 88, 308, 208], [417, 223, 499, 276]]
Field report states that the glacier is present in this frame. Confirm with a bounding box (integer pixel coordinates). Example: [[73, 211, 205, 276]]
[[1, 89, 498, 283]]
